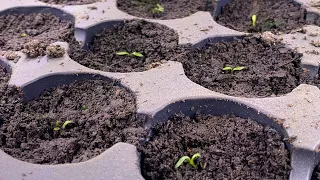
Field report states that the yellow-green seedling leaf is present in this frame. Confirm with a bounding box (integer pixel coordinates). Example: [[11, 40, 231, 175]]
[[62, 120, 74, 129], [233, 66, 245, 71], [252, 15, 257, 27], [116, 51, 130, 56], [189, 153, 201, 168], [21, 33, 27, 37], [53, 127, 60, 131], [157, 4, 164, 12], [131, 52, 144, 57], [81, 105, 88, 110], [54, 121, 60, 131], [175, 156, 191, 169], [222, 66, 233, 71]]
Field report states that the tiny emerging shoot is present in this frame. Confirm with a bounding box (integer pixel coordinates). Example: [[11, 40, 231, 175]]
[[20, 33, 27, 37], [252, 15, 257, 27], [116, 51, 144, 57], [152, 4, 164, 14], [53, 121, 60, 131], [54, 120, 74, 131], [222, 66, 245, 73], [175, 153, 201, 169], [81, 105, 88, 110], [62, 120, 74, 129]]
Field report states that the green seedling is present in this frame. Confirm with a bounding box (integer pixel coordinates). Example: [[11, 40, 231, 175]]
[[252, 15, 257, 27], [116, 51, 144, 57], [152, 4, 164, 14], [54, 120, 75, 131], [222, 66, 245, 73], [175, 153, 201, 169], [62, 120, 74, 129], [21, 33, 27, 37], [81, 105, 88, 110], [53, 121, 60, 131]]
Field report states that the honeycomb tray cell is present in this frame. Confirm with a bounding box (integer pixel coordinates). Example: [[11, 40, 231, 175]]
[[0, 0, 320, 180]]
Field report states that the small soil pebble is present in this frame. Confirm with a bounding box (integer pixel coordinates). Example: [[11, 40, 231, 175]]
[[0, 79, 145, 164], [39, 0, 99, 5], [311, 40, 320, 47], [0, 13, 74, 51], [22, 40, 47, 58], [117, 0, 216, 20], [69, 19, 180, 72], [139, 114, 291, 179], [175, 36, 303, 98], [4, 51, 20, 62], [46, 45, 65, 58], [216, 0, 307, 33]]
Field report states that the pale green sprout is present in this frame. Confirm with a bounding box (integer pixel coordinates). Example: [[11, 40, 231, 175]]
[[53, 121, 60, 131], [116, 51, 144, 57], [21, 33, 27, 37], [175, 153, 201, 169], [152, 4, 164, 14], [116, 52, 130, 56], [62, 120, 74, 129], [54, 120, 74, 131], [252, 15, 257, 27], [81, 105, 88, 110], [222, 66, 245, 73], [131, 52, 144, 57]]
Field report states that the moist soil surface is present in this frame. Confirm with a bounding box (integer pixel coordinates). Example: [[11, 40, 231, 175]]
[[139, 114, 291, 179], [0, 13, 74, 51], [216, 0, 307, 33], [38, 0, 99, 5], [0, 79, 145, 164], [0, 64, 22, 123], [117, 0, 215, 20], [175, 36, 303, 98], [69, 19, 180, 72]]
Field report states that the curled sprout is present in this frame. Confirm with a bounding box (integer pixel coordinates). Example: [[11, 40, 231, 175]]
[[175, 153, 201, 169], [62, 120, 74, 129]]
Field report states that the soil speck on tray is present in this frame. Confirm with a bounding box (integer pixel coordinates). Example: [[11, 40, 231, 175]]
[[117, 0, 216, 20], [38, 0, 99, 5], [216, 0, 307, 33], [0, 13, 74, 51], [46, 45, 65, 58], [22, 40, 47, 58], [0, 79, 146, 164], [139, 114, 291, 179], [175, 36, 304, 98], [5, 51, 20, 62], [69, 19, 180, 72]]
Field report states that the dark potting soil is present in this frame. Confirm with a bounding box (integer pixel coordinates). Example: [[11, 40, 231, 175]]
[[39, 0, 98, 5], [0, 79, 145, 164], [0, 13, 74, 51], [311, 164, 320, 180], [68, 19, 180, 72], [216, 0, 306, 33], [117, 0, 215, 20], [176, 36, 303, 98], [139, 114, 291, 179], [0, 64, 22, 122]]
